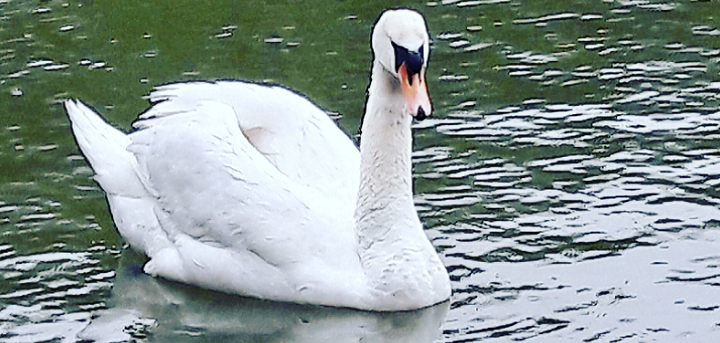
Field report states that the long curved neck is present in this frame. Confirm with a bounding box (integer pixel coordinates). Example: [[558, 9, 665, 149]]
[[355, 61, 420, 242], [352, 61, 449, 310]]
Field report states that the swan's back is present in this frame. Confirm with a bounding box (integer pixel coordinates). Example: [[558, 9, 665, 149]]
[[138, 81, 360, 202]]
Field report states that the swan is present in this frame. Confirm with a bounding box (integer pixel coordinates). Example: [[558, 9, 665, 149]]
[[65, 9, 451, 311]]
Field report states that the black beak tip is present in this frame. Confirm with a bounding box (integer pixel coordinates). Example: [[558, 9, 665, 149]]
[[415, 107, 427, 121]]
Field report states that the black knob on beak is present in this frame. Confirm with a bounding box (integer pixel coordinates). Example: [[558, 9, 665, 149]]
[[392, 42, 424, 85]]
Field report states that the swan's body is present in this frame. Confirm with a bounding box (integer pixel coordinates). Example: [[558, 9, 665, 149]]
[[65, 9, 450, 311]]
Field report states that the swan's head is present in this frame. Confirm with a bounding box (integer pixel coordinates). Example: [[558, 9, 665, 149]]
[[372, 9, 431, 121]]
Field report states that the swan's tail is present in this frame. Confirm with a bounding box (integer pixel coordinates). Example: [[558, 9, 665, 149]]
[[64, 100, 148, 198], [65, 100, 175, 260]]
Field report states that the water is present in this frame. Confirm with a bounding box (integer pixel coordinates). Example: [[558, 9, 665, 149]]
[[1, 0, 719, 342]]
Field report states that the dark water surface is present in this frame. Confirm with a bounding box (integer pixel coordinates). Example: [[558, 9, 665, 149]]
[[1, 0, 719, 342]]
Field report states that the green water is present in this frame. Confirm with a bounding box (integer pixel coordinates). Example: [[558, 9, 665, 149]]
[[2, 0, 720, 342]]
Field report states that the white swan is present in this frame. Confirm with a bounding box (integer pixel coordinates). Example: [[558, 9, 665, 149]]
[[65, 9, 450, 311]]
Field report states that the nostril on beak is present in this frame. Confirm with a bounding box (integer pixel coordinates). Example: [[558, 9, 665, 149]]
[[415, 107, 427, 121]]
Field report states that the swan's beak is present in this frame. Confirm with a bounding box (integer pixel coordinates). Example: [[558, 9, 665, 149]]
[[399, 63, 432, 121]]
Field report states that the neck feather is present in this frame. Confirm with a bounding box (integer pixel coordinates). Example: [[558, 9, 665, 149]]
[[352, 61, 450, 310], [355, 62, 420, 243]]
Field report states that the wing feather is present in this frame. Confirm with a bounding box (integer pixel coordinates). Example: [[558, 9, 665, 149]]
[[135, 81, 359, 203], [126, 82, 360, 276]]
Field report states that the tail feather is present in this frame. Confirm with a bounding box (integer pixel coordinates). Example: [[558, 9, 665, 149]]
[[65, 100, 171, 257], [64, 100, 148, 198]]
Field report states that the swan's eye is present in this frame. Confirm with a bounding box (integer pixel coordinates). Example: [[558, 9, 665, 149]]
[[392, 41, 424, 82]]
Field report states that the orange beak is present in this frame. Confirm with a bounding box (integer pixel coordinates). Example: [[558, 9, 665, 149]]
[[398, 63, 432, 120]]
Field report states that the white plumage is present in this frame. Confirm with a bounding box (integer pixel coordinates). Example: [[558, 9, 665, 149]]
[[66, 9, 450, 311]]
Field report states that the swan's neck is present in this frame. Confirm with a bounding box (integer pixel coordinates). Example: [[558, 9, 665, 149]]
[[353, 62, 448, 309], [355, 62, 419, 240]]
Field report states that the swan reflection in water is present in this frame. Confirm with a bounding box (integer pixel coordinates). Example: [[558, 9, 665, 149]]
[[79, 251, 450, 343]]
